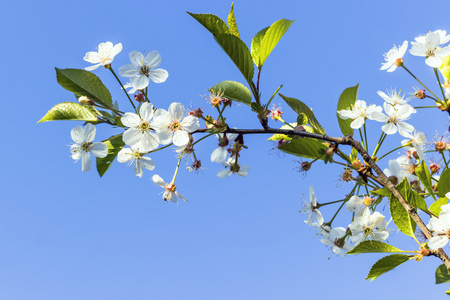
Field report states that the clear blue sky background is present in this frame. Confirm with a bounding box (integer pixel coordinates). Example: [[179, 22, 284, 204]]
[[3, 0, 450, 299]]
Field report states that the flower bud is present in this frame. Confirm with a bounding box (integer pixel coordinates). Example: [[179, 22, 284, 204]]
[[414, 89, 426, 99], [78, 96, 94, 106], [394, 57, 404, 67], [430, 162, 441, 175], [189, 108, 203, 118], [435, 141, 447, 153], [134, 93, 145, 103], [351, 159, 363, 170]]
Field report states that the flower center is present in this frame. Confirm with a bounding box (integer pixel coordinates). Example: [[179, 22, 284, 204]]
[[425, 49, 435, 58], [363, 226, 373, 237], [81, 141, 92, 152], [132, 150, 141, 160], [140, 65, 150, 76], [163, 183, 176, 201], [170, 121, 181, 131], [139, 121, 151, 132]]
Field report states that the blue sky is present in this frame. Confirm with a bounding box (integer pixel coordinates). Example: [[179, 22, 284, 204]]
[[3, 0, 450, 299]]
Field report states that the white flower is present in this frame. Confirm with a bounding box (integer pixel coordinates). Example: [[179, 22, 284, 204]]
[[123, 81, 139, 94], [402, 131, 426, 161], [346, 196, 364, 212], [377, 89, 409, 106], [349, 207, 389, 245], [119, 50, 169, 90], [370, 102, 415, 137], [410, 31, 450, 67], [117, 145, 155, 177], [320, 227, 353, 257], [427, 208, 450, 249], [301, 186, 324, 226], [211, 132, 238, 163], [380, 41, 408, 72], [153, 102, 200, 147], [383, 157, 417, 185], [337, 100, 382, 129], [84, 42, 122, 71], [151, 174, 188, 205], [70, 123, 108, 172], [216, 160, 251, 178], [121, 102, 160, 152]]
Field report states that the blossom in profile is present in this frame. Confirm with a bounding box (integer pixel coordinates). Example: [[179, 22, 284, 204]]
[[337, 100, 382, 129], [121, 102, 160, 152], [301, 185, 324, 226], [380, 40, 408, 72], [152, 174, 188, 205], [410, 31, 450, 67], [216, 158, 251, 178], [427, 207, 450, 249], [117, 145, 155, 177], [70, 123, 108, 172], [119, 50, 169, 90], [211, 132, 238, 163], [320, 227, 353, 257], [153, 102, 200, 147], [84, 42, 123, 71]]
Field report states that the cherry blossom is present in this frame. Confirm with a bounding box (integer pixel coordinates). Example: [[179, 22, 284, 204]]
[[84, 42, 122, 71], [70, 123, 108, 172]]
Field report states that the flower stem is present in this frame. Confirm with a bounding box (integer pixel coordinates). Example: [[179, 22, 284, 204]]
[[359, 129, 366, 151], [109, 67, 138, 113], [442, 152, 449, 169], [363, 124, 369, 153], [372, 132, 386, 159], [413, 106, 438, 109], [377, 144, 407, 161], [434, 67, 447, 101], [402, 65, 442, 103], [171, 153, 183, 183]]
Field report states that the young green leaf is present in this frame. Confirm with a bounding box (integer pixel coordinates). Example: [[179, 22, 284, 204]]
[[56, 68, 113, 108], [436, 264, 450, 284], [336, 84, 359, 136], [438, 169, 450, 197], [38, 102, 99, 123], [347, 241, 406, 254], [209, 80, 252, 106], [366, 254, 410, 281], [258, 19, 294, 68], [390, 193, 416, 238], [429, 197, 449, 216], [415, 160, 436, 200], [278, 138, 327, 160], [371, 187, 392, 198], [187, 12, 230, 37], [396, 177, 428, 212], [215, 33, 255, 85], [279, 94, 326, 134], [96, 134, 125, 177], [251, 27, 269, 67], [227, 3, 240, 38]]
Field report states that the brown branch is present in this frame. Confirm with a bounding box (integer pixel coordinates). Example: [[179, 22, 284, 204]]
[[193, 127, 450, 269]]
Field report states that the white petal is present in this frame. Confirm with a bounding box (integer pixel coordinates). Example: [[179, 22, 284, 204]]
[[169, 103, 185, 122], [90, 142, 108, 158], [71, 126, 85, 144], [350, 117, 365, 129], [81, 152, 92, 172], [70, 144, 82, 160], [173, 130, 189, 146], [181, 116, 200, 132], [134, 160, 144, 177], [426, 56, 443, 68], [117, 148, 133, 163], [84, 51, 100, 64], [129, 50, 145, 67], [84, 123, 96, 143], [156, 129, 173, 145], [130, 75, 149, 90], [144, 51, 162, 68], [119, 64, 139, 77], [123, 127, 142, 146], [149, 69, 169, 83], [140, 157, 155, 171], [121, 113, 141, 128], [175, 191, 189, 203], [152, 174, 166, 188], [428, 236, 450, 250], [382, 122, 398, 135], [237, 165, 251, 177], [139, 131, 160, 152], [217, 169, 231, 178], [140, 102, 154, 122], [211, 147, 227, 163]]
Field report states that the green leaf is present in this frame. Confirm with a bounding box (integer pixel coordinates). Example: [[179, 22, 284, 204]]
[[436, 264, 450, 284], [446, 288, 450, 295], [227, 3, 239, 38], [348, 241, 406, 255], [209, 80, 252, 106], [366, 254, 410, 281], [336, 84, 359, 136], [38, 102, 99, 123], [438, 169, 450, 197], [389, 181, 416, 238], [251, 27, 269, 67], [187, 12, 230, 37], [279, 94, 325, 135], [96, 134, 125, 177], [278, 138, 327, 160], [415, 160, 435, 199], [429, 197, 449, 216], [258, 19, 294, 68], [56, 68, 113, 108], [371, 187, 392, 198], [215, 33, 255, 85], [396, 177, 428, 212]]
